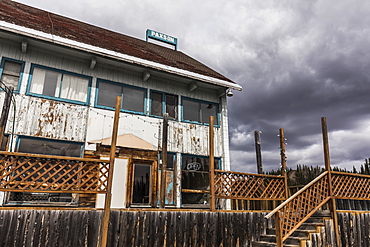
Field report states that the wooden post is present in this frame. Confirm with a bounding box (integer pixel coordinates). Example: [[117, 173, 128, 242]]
[[275, 213, 283, 247], [321, 117, 341, 247], [160, 113, 169, 208], [254, 130, 263, 174], [209, 116, 216, 211], [0, 86, 13, 149], [100, 96, 121, 247], [279, 129, 289, 199]]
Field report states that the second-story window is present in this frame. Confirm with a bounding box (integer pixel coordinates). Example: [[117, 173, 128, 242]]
[[150, 91, 178, 119], [182, 98, 219, 125], [28, 65, 90, 104], [96, 79, 146, 114], [0, 58, 24, 91]]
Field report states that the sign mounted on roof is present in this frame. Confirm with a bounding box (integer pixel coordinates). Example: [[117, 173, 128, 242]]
[[146, 29, 178, 50]]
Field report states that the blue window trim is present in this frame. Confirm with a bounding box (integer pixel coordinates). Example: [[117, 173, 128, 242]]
[[26, 64, 92, 106], [149, 90, 179, 120], [94, 78, 147, 115], [0, 57, 26, 93], [181, 97, 221, 127], [16, 135, 85, 158]]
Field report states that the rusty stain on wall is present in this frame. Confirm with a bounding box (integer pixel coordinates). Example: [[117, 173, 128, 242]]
[[6, 95, 88, 142]]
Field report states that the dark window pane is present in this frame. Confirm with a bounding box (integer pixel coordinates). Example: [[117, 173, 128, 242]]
[[17, 138, 82, 157], [160, 152, 175, 170], [182, 155, 209, 171], [183, 99, 200, 122], [182, 193, 209, 204], [122, 86, 145, 112], [1, 60, 22, 88], [132, 164, 151, 204], [166, 94, 178, 119], [181, 171, 209, 190], [97, 81, 122, 107], [42, 70, 60, 97], [151, 92, 162, 116], [201, 103, 218, 125]]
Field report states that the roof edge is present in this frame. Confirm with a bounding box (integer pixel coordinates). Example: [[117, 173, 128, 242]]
[[0, 21, 242, 91]]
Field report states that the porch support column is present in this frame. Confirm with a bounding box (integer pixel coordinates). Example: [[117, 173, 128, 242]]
[[321, 117, 341, 247], [101, 96, 121, 247]]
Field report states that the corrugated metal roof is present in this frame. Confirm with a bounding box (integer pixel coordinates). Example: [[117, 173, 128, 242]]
[[0, 0, 240, 88]]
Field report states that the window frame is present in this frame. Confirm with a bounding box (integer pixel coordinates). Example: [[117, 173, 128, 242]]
[[181, 97, 220, 127], [26, 64, 92, 105], [0, 57, 25, 93], [15, 135, 84, 157], [95, 79, 147, 115], [149, 90, 179, 120], [180, 154, 221, 207]]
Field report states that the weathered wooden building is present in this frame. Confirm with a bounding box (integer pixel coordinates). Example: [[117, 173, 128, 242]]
[[0, 0, 242, 208]]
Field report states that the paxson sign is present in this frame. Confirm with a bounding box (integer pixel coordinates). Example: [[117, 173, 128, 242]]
[[146, 29, 178, 50]]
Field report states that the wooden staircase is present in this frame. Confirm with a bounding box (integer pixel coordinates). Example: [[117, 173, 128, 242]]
[[252, 210, 331, 247]]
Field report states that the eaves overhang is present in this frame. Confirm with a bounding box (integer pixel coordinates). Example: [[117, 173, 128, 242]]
[[0, 21, 242, 91]]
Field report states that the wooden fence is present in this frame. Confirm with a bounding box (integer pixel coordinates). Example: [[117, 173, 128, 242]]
[[0, 209, 272, 247], [0, 151, 110, 193]]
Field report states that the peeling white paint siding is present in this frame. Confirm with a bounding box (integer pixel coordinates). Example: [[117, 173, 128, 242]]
[[220, 96, 231, 171], [167, 121, 222, 157], [6, 95, 88, 142]]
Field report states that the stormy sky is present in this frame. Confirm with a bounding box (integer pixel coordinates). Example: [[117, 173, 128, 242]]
[[15, 0, 370, 173]]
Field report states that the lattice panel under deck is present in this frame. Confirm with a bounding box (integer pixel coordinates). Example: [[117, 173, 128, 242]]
[[214, 171, 286, 200], [332, 172, 370, 199], [278, 173, 329, 241], [0, 153, 109, 193]]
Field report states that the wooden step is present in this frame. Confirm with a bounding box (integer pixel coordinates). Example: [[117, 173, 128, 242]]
[[252, 240, 299, 247]]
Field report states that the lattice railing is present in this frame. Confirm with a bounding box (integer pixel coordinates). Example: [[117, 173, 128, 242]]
[[332, 171, 370, 199], [0, 151, 109, 193], [214, 170, 286, 200], [266, 171, 330, 242]]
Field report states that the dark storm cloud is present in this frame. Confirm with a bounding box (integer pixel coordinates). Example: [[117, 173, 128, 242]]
[[16, 0, 370, 173], [227, 0, 370, 172]]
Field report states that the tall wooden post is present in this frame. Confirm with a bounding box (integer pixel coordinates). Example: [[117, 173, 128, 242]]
[[100, 96, 121, 247], [209, 116, 216, 211], [254, 130, 263, 174], [279, 129, 289, 199], [321, 117, 341, 247], [0, 86, 13, 149], [275, 213, 283, 247], [160, 113, 169, 208]]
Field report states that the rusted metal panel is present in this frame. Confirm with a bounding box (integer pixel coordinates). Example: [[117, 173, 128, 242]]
[[5, 95, 88, 142], [168, 121, 222, 157]]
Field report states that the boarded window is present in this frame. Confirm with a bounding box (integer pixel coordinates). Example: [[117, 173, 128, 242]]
[[183, 98, 219, 125], [0, 60, 23, 89], [97, 80, 146, 113], [29, 66, 89, 103], [150, 91, 178, 119]]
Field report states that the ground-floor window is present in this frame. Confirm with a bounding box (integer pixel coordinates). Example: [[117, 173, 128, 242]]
[[181, 154, 220, 206], [4, 136, 83, 206], [127, 159, 157, 207]]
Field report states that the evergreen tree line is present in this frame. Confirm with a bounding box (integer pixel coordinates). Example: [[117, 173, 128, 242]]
[[266, 158, 370, 187]]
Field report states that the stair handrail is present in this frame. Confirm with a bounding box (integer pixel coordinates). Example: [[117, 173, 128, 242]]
[[265, 170, 329, 219]]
